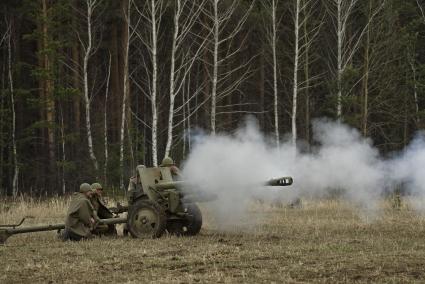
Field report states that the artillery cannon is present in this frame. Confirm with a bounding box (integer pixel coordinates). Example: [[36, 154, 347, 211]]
[[1, 165, 293, 243], [124, 166, 293, 238]]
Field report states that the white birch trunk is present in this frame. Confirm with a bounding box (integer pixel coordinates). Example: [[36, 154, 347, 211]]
[[120, 1, 131, 190], [164, 0, 181, 158], [183, 86, 187, 158], [104, 52, 111, 187], [60, 110, 66, 195], [336, 0, 343, 119], [0, 41, 5, 196], [292, 0, 300, 147], [151, 0, 159, 166], [205, 0, 254, 134], [331, 0, 383, 119], [211, 0, 219, 134], [83, 0, 99, 172], [410, 59, 419, 124], [8, 28, 19, 198], [272, 0, 279, 147]]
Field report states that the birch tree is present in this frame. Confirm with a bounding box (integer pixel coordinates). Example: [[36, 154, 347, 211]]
[[133, 0, 165, 166], [0, 26, 5, 196], [412, 0, 425, 124], [408, 44, 420, 125], [302, 0, 321, 146], [292, 0, 322, 147], [361, 0, 372, 136], [6, 21, 18, 197], [164, 0, 206, 158], [362, 1, 388, 136], [262, 0, 280, 147], [80, 0, 100, 173], [120, 0, 131, 190], [292, 0, 301, 147], [104, 52, 111, 187], [326, 0, 385, 119], [59, 108, 66, 194], [204, 0, 255, 134]]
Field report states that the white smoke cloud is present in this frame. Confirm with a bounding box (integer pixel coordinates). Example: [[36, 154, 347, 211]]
[[388, 133, 425, 212], [181, 117, 425, 228]]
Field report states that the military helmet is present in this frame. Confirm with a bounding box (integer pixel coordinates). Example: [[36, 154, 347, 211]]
[[91, 182, 103, 191], [79, 183, 92, 193], [160, 157, 174, 167]]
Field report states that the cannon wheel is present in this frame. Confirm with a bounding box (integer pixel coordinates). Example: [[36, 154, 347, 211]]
[[127, 200, 166, 239], [167, 203, 202, 236]]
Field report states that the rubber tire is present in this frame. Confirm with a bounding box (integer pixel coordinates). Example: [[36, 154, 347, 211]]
[[167, 203, 202, 236], [185, 203, 202, 235], [127, 200, 167, 239]]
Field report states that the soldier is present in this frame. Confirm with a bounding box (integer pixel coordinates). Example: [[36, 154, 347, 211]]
[[62, 183, 96, 241], [127, 165, 145, 194], [124, 165, 145, 236], [160, 157, 181, 178], [90, 182, 117, 236], [90, 182, 106, 213]]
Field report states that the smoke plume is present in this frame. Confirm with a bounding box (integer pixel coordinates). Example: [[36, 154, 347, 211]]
[[388, 133, 425, 213], [181, 118, 425, 228]]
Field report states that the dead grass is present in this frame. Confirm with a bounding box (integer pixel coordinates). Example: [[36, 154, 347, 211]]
[[1, 198, 425, 283]]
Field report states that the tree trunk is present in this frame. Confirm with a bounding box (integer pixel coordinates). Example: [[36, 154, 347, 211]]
[[292, 0, 300, 148], [272, 0, 280, 147], [0, 44, 5, 195], [83, 0, 99, 173], [42, 0, 56, 184], [211, 0, 219, 134], [151, 0, 159, 166], [8, 24, 19, 198], [259, 49, 265, 130], [104, 53, 111, 187], [72, 0, 81, 133], [336, 0, 343, 119], [120, 0, 130, 190], [409, 55, 420, 126], [110, 24, 121, 141], [303, 3, 311, 149], [362, 2, 371, 137], [60, 109, 66, 195], [165, 0, 181, 158]]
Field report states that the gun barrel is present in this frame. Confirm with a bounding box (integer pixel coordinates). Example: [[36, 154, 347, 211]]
[[153, 181, 186, 190], [0, 223, 65, 244], [98, 217, 127, 225], [108, 205, 129, 214], [2, 223, 65, 235], [0, 217, 128, 244], [181, 192, 218, 203], [265, 177, 293, 187]]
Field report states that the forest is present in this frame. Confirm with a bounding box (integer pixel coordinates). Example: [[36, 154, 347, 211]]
[[0, 0, 424, 196]]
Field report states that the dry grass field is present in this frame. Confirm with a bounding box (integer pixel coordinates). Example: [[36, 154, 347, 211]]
[[1, 197, 425, 283]]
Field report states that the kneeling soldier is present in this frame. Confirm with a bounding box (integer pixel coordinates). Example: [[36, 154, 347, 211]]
[[90, 182, 117, 236], [62, 183, 96, 241]]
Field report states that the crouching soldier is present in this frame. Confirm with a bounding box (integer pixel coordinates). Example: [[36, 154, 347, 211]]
[[90, 182, 117, 236], [61, 183, 97, 241], [160, 157, 181, 179]]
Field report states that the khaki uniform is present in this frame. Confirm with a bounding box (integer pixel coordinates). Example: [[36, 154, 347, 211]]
[[91, 196, 100, 213], [169, 165, 181, 179], [90, 195, 116, 236], [127, 176, 137, 192], [65, 192, 96, 237]]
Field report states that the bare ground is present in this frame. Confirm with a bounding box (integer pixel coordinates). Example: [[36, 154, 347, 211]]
[[1, 198, 425, 283]]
